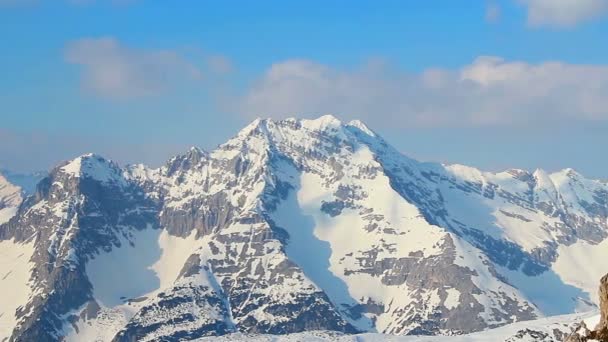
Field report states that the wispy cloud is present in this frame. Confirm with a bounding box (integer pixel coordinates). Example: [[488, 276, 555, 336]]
[[485, 1, 501, 23], [518, 0, 608, 28], [65, 37, 202, 99], [232, 57, 608, 128]]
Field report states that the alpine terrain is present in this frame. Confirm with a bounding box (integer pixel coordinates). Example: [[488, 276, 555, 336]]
[[1, 115, 607, 341]]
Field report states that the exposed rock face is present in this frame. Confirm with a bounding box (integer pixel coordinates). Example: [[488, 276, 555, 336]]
[[589, 274, 608, 341], [599, 275, 608, 328], [1, 116, 608, 341], [565, 274, 608, 342]]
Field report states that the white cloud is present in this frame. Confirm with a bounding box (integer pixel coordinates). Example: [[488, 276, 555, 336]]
[[519, 0, 608, 27], [65, 37, 202, 99], [234, 57, 608, 128]]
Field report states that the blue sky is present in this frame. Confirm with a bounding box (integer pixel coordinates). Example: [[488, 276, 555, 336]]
[[1, 0, 608, 178]]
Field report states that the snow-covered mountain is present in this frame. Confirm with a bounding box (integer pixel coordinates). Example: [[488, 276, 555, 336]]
[[1, 115, 607, 341]]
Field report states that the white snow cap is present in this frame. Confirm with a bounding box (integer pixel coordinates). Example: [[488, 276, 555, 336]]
[[60, 153, 125, 185], [300, 114, 342, 131], [347, 119, 376, 136]]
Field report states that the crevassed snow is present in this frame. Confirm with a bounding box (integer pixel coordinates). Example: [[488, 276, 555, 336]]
[[0, 238, 35, 340]]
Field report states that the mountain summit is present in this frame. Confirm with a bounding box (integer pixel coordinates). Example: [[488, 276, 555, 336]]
[[1, 116, 607, 341]]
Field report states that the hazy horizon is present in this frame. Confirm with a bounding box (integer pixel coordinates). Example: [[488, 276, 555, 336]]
[[2, 1, 608, 177]]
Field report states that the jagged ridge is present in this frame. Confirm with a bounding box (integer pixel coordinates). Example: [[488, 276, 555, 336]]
[[1, 115, 608, 341]]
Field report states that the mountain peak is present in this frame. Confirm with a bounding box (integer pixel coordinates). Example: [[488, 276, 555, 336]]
[[59, 153, 125, 185], [301, 114, 342, 131], [165, 146, 209, 175], [346, 119, 375, 137]]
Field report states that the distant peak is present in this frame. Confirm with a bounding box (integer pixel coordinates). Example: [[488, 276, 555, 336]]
[[552, 167, 581, 179], [317, 114, 341, 123], [59, 153, 124, 185], [65, 153, 107, 166], [187, 146, 207, 156], [301, 114, 342, 131], [236, 117, 266, 138], [165, 146, 209, 175], [532, 168, 549, 179], [346, 119, 375, 137]]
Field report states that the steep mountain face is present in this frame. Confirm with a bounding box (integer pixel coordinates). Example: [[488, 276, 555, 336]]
[[1, 116, 607, 341]]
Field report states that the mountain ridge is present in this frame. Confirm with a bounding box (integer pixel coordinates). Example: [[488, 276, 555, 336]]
[[1, 115, 607, 341]]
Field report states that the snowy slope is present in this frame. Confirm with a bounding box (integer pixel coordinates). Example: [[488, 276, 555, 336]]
[[1, 115, 607, 341], [197, 311, 600, 341], [0, 238, 36, 340]]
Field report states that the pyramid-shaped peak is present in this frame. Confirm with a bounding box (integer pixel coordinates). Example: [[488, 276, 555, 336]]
[[186, 146, 208, 157], [59, 153, 125, 185], [220, 115, 386, 158], [165, 146, 209, 176]]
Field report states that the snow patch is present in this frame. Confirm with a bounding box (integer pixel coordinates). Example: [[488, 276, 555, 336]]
[[0, 238, 36, 340], [0, 206, 18, 224], [444, 288, 461, 310], [553, 238, 608, 304], [60, 154, 125, 186]]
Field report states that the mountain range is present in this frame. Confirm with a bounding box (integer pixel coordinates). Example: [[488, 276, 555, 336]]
[[1, 115, 607, 341]]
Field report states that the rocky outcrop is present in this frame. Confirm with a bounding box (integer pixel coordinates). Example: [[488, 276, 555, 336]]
[[590, 274, 608, 341], [566, 274, 608, 342]]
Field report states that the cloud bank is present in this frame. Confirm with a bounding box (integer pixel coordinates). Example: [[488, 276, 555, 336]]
[[519, 0, 608, 27], [235, 57, 608, 128], [65, 37, 202, 99]]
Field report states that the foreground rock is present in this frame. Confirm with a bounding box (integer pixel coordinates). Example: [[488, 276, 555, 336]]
[[591, 274, 608, 340], [566, 274, 608, 341]]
